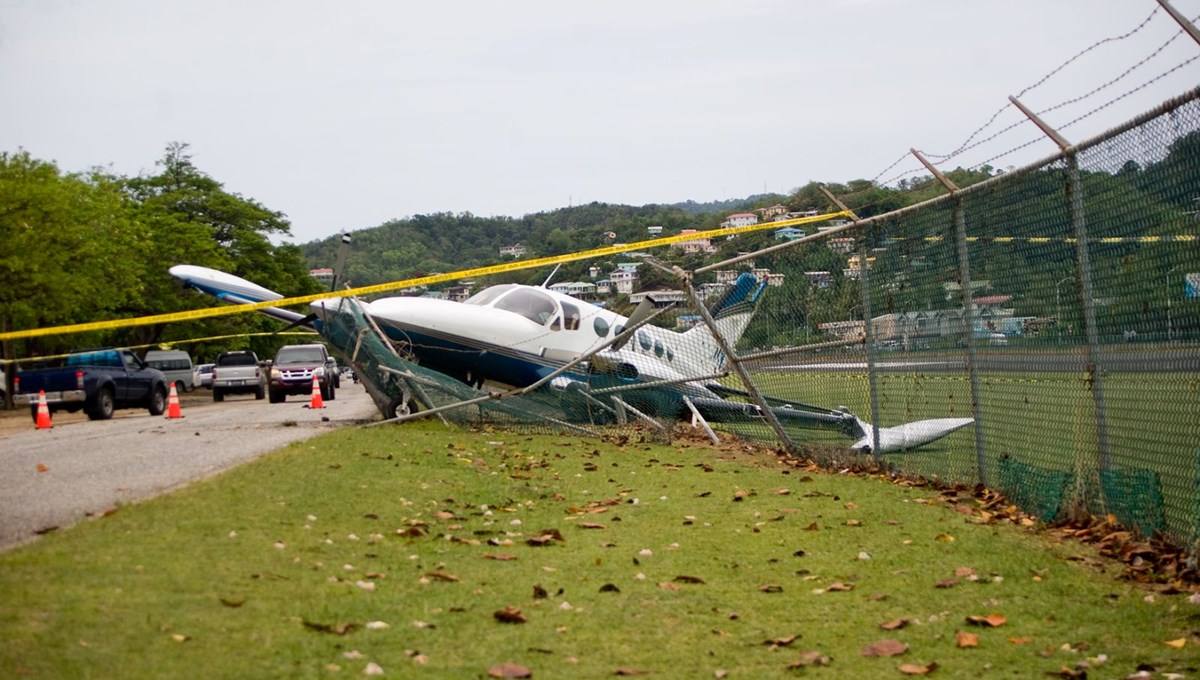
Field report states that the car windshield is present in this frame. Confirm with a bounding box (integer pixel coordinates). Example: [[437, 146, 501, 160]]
[[219, 354, 257, 366], [276, 348, 326, 364]]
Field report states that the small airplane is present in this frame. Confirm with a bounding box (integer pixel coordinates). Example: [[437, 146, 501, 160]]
[[168, 264, 972, 454]]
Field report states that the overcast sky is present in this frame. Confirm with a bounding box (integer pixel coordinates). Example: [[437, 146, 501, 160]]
[[2, 0, 1198, 244]]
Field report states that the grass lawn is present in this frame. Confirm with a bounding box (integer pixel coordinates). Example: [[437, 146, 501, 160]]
[[1, 420, 1198, 678]]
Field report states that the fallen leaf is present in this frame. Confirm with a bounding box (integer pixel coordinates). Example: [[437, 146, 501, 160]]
[[484, 553, 518, 561], [674, 575, 706, 584], [658, 581, 681, 591], [303, 620, 360, 635], [935, 533, 955, 543], [862, 639, 908, 657], [488, 662, 532, 678], [1007, 636, 1035, 645], [880, 618, 909, 631], [425, 571, 460, 582], [826, 582, 854, 592], [786, 650, 832, 668], [803, 522, 820, 531], [966, 613, 1006, 627], [218, 598, 245, 608], [494, 606, 527, 624], [759, 584, 783, 593], [579, 523, 607, 530], [764, 634, 799, 647], [956, 631, 979, 648], [614, 668, 648, 675], [935, 578, 960, 589], [899, 662, 939, 675], [1050, 668, 1086, 678], [1164, 637, 1187, 648]]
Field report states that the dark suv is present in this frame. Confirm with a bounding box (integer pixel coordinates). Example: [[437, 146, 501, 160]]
[[268, 344, 337, 403]]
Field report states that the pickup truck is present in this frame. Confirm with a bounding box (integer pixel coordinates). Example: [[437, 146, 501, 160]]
[[12, 348, 169, 421], [268, 344, 337, 403], [211, 350, 266, 401]]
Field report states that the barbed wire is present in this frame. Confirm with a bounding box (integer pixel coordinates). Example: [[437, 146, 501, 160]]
[[873, 5, 1197, 186]]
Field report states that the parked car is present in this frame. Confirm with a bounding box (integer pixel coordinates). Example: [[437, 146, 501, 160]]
[[195, 363, 215, 389], [211, 351, 266, 401], [269, 344, 336, 403], [12, 348, 168, 421], [143, 349, 196, 393]]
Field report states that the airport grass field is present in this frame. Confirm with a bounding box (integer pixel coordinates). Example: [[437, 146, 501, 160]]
[[1, 419, 1198, 679]]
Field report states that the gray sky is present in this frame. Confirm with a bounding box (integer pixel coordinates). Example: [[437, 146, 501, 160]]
[[2, 0, 1198, 244]]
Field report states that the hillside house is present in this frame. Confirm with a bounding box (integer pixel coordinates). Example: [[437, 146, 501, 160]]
[[720, 213, 758, 228], [499, 244, 527, 258]]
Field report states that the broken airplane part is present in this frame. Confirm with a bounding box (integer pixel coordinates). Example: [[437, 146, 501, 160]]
[[168, 264, 972, 453]]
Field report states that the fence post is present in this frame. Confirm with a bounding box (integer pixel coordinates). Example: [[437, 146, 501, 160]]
[[1010, 96, 1113, 473], [911, 150, 988, 486], [680, 278, 798, 453], [819, 188, 882, 461]]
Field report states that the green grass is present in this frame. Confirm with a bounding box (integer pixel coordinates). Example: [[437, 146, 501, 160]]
[[1, 421, 1198, 678]]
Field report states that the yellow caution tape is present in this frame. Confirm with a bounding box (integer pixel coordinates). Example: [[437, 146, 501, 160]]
[[0, 211, 851, 342]]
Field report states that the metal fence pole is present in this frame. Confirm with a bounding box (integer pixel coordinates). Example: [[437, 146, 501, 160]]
[[1010, 96, 1113, 473], [820, 188, 882, 460], [911, 149, 989, 485]]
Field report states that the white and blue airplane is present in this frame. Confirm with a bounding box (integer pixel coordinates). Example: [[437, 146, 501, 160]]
[[168, 264, 972, 453]]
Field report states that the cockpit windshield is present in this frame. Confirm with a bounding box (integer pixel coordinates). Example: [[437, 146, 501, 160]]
[[493, 288, 558, 326], [464, 285, 516, 306]]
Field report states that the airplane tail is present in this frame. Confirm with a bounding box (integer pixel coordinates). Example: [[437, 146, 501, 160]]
[[681, 273, 766, 373]]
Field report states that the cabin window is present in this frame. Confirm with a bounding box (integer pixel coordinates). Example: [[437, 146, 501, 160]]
[[494, 288, 558, 326], [561, 302, 581, 331], [666, 347, 674, 362], [654, 340, 664, 358], [593, 317, 610, 337], [638, 331, 651, 351]]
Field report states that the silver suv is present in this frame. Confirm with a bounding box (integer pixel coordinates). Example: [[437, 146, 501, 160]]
[[212, 351, 266, 401]]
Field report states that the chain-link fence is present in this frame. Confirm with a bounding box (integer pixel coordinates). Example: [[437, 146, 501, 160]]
[[739, 86, 1200, 548]]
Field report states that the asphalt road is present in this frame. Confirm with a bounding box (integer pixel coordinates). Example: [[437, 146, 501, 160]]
[[0, 384, 380, 552]]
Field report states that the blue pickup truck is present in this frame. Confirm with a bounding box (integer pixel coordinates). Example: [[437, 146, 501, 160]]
[[13, 348, 169, 422]]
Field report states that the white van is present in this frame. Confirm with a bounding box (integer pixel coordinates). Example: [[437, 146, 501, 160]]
[[144, 349, 196, 392]]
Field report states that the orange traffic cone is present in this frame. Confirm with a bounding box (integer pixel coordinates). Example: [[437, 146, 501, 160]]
[[308, 375, 325, 409], [166, 383, 183, 419], [35, 390, 52, 430]]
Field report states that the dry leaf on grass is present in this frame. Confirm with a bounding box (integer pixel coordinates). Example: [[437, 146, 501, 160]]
[[966, 613, 1006, 627], [899, 661, 939, 675], [786, 651, 832, 668], [956, 630, 979, 648], [488, 662, 532, 678], [764, 634, 799, 648], [880, 618, 909, 631], [862, 639, 908, 657], [494, 606, 527, 624], [303, 620, 359, 635]]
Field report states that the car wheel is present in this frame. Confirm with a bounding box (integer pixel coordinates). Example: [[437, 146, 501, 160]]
[[148, 385, 167, 416], [87, 387, 115, 420], [269, 390, 285, 403], [213, 388, 224, 402], [255, 385, 265, 400], [327, 382, 336, 401]]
